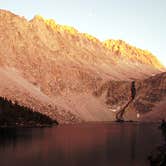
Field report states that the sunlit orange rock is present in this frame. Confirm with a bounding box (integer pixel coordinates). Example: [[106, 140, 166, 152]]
[[103, 39, 164, 69]]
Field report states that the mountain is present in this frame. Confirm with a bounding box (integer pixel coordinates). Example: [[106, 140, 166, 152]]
[[137, 72, 166, 121], [103, 39, 163, 69], [94, 72, 166, 122], [0, 9, 165, 123]]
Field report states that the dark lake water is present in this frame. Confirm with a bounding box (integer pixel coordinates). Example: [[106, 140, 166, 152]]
[[0, 123, 163, 166]]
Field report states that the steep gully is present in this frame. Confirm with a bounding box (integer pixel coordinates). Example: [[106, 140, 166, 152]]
[[116, 81, 136, 122]]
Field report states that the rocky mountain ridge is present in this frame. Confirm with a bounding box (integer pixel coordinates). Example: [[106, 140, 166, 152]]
[[0, 9, 165, 123]]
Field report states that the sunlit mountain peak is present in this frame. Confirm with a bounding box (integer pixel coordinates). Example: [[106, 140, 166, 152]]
[[83, 33, 100, 43], [103, 39, 164, 69]]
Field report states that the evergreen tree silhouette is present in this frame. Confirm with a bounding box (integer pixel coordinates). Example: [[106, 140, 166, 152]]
[[0, 96, 58, 127]]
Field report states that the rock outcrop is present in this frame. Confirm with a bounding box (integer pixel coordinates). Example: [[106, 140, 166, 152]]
[[94, 72, 166, 122]]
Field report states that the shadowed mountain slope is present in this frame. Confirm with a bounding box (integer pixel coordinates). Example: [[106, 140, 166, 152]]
[[94, 72, 166, 122]]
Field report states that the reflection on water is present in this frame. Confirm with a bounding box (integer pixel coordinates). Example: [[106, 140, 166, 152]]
[[0, 123, 163, 166]]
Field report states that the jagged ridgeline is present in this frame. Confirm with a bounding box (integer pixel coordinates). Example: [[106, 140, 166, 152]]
[[0, 10, 165, 123], [0, 97, 58, 127]]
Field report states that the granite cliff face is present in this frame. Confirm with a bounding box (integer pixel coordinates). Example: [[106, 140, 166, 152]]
[[94, 73, 166, 122], [135, 72, 166, 121], [0, 10, 165, 123]]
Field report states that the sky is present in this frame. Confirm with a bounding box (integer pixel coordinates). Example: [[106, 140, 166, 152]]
[[1, 0, 166, 66]]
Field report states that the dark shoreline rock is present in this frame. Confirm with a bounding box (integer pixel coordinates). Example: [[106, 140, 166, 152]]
[[148, 120, 166, 166]]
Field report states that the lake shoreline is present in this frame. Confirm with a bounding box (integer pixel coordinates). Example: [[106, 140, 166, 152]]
[[0, 122, 57, 129], [0, 121, 161, 128]]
